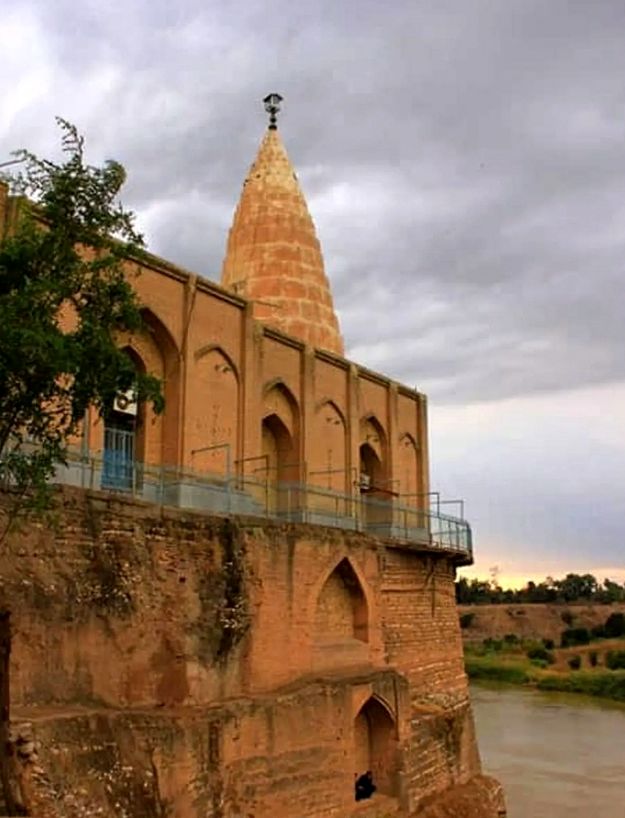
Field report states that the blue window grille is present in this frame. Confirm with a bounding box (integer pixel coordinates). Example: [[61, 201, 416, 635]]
[[102, 426, 136, 491]]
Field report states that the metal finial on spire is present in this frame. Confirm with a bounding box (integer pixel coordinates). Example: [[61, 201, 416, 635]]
[[263, 93, 283, 130]]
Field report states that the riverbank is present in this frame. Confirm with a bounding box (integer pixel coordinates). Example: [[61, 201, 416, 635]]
[[461, 603, 625, 701], [465, 646, 625, 700]]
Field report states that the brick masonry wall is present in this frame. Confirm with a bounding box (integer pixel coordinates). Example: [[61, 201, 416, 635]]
[[0, 487, 492, 818]]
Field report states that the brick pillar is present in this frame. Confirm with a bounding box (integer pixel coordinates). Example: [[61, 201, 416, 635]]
[[387, 383, 399, 491], [347, 365, 360, 518], [300, 347, 315, 484], [417, 394, 430, 509]]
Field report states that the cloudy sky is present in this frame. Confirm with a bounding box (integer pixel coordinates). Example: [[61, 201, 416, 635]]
[[2, 0, 624, 585]]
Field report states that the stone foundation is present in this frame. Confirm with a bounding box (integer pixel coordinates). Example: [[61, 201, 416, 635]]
[[0, 487, 503, 817]]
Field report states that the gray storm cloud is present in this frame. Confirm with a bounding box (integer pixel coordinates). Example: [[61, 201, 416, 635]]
[[2, 0, 625, 577], [4, 0, 623, 404]]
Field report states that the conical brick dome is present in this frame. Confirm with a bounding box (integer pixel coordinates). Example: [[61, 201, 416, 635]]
[[221, 126, 344, 355]]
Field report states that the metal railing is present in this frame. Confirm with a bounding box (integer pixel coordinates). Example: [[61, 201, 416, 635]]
[[47, 448, 473, 559]]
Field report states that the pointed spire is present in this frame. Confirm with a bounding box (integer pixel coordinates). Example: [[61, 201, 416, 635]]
[[220, 97, 344, 356]]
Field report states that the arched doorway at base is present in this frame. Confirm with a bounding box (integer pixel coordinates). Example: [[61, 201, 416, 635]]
[[353, 697, 399, 799]]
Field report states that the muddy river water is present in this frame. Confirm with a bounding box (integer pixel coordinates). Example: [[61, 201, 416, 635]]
[[470, 683, 625, 818]]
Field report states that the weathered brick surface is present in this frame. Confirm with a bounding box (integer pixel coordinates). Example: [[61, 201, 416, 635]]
[[221, 129, 344, 355], [0, 488, 496, 817]]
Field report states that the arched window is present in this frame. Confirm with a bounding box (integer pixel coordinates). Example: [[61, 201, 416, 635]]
[[261, 383, 300, 512], [102, 348, 145, 491], [359, 417, 390, 531], [359, 416, 387, 491], [315, 558, 368, 644], [354, 698, 398, 799]]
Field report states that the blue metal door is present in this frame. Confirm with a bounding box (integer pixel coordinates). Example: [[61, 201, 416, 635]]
[[102, 425, 135, 491]]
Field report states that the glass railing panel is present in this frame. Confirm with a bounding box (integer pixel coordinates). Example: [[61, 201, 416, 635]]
[[44, 447, 473, 557]]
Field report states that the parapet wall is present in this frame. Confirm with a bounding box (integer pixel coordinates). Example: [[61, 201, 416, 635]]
[[0, 487, 493, 818]]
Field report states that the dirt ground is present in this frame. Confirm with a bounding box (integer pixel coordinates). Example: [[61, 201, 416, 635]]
[[458, 602, 625, 644]]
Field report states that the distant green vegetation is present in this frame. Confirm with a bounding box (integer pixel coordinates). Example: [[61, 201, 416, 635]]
[[456, 572, 625, 605], [459, 612, 475, 629], [606, 650, 625, 670], [561, 627, 591, 647], [465, 623, 625, 702], [465, 656, 530, 684], [536, 671, 625, 701]]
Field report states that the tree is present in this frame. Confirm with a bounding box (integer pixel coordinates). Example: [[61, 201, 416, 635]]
[[0, 119, 163, 535], [556, 573, 598, 602]]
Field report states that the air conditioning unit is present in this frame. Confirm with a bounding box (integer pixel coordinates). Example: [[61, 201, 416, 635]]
[[113, 388, 138, 416]]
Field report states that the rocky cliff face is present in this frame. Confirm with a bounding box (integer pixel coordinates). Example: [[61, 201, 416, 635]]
[[1, 487, 504, 818]]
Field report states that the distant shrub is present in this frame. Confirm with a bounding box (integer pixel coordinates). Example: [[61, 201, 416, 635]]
[[460, 613, 475, 629], [568, 655, 582, 670], [537, 670, 625, 702], [526, 646, 555, 664], [604, 612, 625, 639], [482, 638, 504, 652], [606, 651, 625, 670], [465, 658, 529, 684], [589, 650, 598, 667], [561, 610, 575, 626], [561, 627, 590, 648], [503, 633, 519, 645], [531, 658, 549, 669], [591, 624, 606, 640], [542, 638, 555, 650]]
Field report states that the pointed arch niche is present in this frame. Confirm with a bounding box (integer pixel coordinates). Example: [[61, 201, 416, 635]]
[[359, 416, 387, 490], [353, 697, 399, 799], [140, 309, 181, 466], [101, 346, 147, 491], [313, 558, 369, 669], [91, 319, 168, 471], [310, 400, 347, 493], [359, 416, 390, 531], [261, 382, 300, 512], [397, 433, 419, 502], [191, 346, 239, 477]]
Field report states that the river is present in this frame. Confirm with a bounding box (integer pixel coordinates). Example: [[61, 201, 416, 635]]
[[470, 683, 625, 818]]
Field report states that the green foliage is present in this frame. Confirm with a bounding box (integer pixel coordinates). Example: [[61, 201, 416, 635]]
[[560, 627, 590, 648], [0, 119, 163, 529], [591, 624, 606, 639], [459, 612, 475, 629], [503, 633, 519, 645], [482, 637, 504, 652], [455, 572, 625, 605], [542, 637, 555, 650], [465, 656, 530, 684], [604, 612, 625, 638], [605, 650, 625, 670], [568, 655, 582, 670], [530, 658, 549, 669], [536, 671, 625, 701], [526, 646, 555, 664]]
